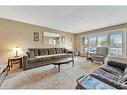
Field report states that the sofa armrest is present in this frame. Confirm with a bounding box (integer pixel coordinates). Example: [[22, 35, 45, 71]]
[[65, 50, 73, 54], [92, 53, 105, 58], [22, 56, 29, 70], [107, 61, 127, 70]]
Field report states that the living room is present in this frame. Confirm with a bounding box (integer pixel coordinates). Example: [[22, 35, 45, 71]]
[[0, 5, 127, 91]]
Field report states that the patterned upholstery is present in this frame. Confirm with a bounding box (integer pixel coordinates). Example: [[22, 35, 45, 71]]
[[96, 47, 108, 56], [39, 49, 49, 55], [48, 48, 56, 55], [90, 61, 127, 89], [28, 48, 39, 56]]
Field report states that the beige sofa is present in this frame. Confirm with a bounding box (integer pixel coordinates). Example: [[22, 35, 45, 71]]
[[22, 48, 74, 70]]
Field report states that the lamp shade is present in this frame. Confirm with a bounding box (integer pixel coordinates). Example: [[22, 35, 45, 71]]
[[12, 47, 21, 57]]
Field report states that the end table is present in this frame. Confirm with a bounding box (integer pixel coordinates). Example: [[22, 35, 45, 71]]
[[8, 57, 22, 71]]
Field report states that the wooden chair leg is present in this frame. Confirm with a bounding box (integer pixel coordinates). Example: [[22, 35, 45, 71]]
[[58, 65, 60, 72], [8, 60, 10, 71], [103, 61, 105, 64]]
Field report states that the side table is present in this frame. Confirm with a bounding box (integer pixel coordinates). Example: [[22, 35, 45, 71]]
[[8, 57, 22, 71]]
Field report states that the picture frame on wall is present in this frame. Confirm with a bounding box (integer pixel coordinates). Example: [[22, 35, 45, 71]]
[[34, 32, 39, 42]]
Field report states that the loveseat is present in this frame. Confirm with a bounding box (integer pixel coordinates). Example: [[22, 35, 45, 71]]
[[90, 61, 127, 89], [22, 48, 73, 70]]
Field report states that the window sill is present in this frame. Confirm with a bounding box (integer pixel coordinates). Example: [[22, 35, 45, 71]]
[[108, 55, 126, 59]]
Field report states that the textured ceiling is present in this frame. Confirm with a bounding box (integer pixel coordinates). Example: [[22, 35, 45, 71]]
[[0, 6, 127, 33]]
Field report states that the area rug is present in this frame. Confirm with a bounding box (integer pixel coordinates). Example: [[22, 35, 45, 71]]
[[1, 57, 100, 89]]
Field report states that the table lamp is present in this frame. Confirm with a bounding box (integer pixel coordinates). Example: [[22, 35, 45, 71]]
[[13, 47, 20, 57]]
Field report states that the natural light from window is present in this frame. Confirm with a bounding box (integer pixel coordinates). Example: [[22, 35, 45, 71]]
[[81, 29, 126, 58]]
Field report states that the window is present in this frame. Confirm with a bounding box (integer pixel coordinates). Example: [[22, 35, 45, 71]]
[[97, 35, 108, 47], [89, 37, 97, 52], [82, 29, 126, 58], [110, 32, 123, 56], [83, 37, 89, 52]]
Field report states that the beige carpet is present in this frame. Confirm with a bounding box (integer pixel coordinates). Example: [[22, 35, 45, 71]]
[[1, 57, 100, 89]]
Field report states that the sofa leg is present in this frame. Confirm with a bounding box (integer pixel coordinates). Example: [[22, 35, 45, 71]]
[[72, 61, 74, 67], [58, 65, 60, 72]]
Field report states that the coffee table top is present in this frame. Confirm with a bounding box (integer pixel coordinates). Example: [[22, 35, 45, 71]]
[[52, 58, 73, 65], [78, 75, 115, 89]]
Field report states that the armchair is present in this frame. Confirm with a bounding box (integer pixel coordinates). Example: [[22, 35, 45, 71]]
[[91, 47, 108, 64]]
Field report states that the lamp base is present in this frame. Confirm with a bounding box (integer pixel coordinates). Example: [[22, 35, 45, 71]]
[[14, 56, 19, 58]]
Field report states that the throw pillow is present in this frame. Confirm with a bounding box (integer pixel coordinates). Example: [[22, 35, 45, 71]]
[[119, 73, 127, 83], [124, 67, 127, 74], [26, 51, 34, 58]]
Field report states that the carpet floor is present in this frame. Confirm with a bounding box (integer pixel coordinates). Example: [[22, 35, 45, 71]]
[[1, 57, 100, 89]]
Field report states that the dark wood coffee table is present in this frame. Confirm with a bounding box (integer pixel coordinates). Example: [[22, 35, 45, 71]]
[[52, 58, 74, 72]]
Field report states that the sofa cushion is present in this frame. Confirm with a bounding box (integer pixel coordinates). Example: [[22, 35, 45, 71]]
[[90, 68, 123, 88], [51, 53, 67, 59], [48, 48, 56, 55], [35, 55, 52, 61], [124, 67, 127, 74], [48, 48, 52, 55], [88, 61, 127, 89], [59, 48, 62, 53], [93, 54, 104, 58], [35, 58, 41, 63], [96, 47, 108, 56], [28, 58, 37, 64], [100, 64, 124, 76], [52, 54, 61, 59], [35, 54, 66, 58], [61, 48, 65, 53], [55, 48, 60, 54], [90, 73, 122, 89], [43, 56, 52, 61], [39, 49, 49, 55], [107, 61, 127, 70], [29, 49, 39, 56], [55, 48, 64, 53], [45, 49, 49, 55], [119, 73, 127, 83], [91, 68, 120, 82], [39, 49, 45, 55], [28, 57, 45, 64], [120, 81, 127, 89], [38, 57, 43, 62]]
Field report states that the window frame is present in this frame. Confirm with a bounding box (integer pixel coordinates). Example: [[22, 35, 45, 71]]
[[109, 30, 125, 57], [81, 28, 126, 58]]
